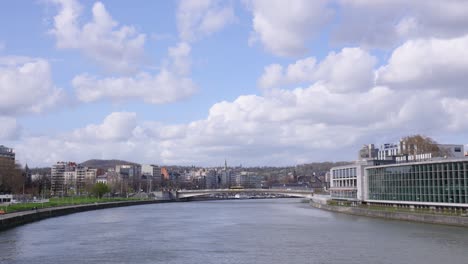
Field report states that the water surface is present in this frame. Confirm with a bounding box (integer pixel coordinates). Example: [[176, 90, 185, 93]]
[[1, 199, 468, 264]]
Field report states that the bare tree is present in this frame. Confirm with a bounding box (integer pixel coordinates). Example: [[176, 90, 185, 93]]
[[400, 134, 450, 157], [0, 159, 24, 194]]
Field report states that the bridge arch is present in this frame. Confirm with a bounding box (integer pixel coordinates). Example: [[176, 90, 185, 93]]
[[176, 189, 313, 199]]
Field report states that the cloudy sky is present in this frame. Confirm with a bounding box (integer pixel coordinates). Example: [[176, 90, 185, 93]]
[[1, 0, 468, 167]]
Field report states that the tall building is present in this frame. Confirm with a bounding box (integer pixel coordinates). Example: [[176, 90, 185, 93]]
[[51, 162, 67, 196], [51, 162, 97, 196]]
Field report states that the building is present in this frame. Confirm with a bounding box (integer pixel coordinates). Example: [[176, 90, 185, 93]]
[[116, 164, 141, 183], [329, 139, 468, 209], [161, 167, 170, 181], [51, 162, 67, 196], [358, 144, 378, 160], [236, 172, 263, 188], [329, 162, 365, 201], [0, 145, 15, 161], [85, 168, 98, 183], [96, 175, 108, 184], [377, 141, 464, 162], [365, 159, 468, 208], [51, 162, 99, 196], [0, 194, 13, 204]]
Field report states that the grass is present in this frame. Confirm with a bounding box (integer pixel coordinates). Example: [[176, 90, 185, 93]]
[[0, 197, 146, 214]]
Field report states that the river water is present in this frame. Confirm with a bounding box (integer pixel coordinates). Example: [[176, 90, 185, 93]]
[[1, 199, 468, 264]]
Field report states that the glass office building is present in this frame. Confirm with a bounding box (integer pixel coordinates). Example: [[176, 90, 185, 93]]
[[366, 160, 468, 206]]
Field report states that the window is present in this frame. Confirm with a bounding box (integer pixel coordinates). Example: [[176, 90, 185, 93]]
[[454, 147, 462, 153]]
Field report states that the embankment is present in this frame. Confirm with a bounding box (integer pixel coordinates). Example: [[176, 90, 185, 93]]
[[311, 202, 468, 227], [0, 200, 171, 232]]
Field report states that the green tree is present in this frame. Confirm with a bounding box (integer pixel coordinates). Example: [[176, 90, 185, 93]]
[[91, 182, 110, 198]]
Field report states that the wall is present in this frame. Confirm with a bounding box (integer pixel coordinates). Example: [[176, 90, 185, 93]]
[[0, 200, 171, 232], [311, 201, 468, 227]]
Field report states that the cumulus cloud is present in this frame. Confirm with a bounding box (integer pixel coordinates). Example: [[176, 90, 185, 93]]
[[72, 112, 137, 141], [245, 0, 333, 57], [376, 34, 468, 97], [0, 56, 64, 115], [72, 40, 196, 104], [177, 0, 236, 42], [259, 48, 376, 92], [50, 0, 146, 74]]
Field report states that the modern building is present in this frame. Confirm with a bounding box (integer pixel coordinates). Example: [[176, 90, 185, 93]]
[[329, 139, 468, 208], [365, 159, 468, 208]]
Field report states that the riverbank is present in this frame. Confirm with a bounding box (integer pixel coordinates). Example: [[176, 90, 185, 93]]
[[0, 199, 172, 232], [310, 201, 468, 227]]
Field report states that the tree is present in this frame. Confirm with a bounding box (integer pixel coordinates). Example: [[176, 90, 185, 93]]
[[400, 134, 449, 157], [91, 182, 110, 198], [0, 158, 24, 194]]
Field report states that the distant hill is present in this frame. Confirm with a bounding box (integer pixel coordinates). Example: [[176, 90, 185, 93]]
[[80, 159, 139, 170]]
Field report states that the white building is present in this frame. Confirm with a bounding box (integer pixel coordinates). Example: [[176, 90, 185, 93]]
[[142, 164, 161, 183]]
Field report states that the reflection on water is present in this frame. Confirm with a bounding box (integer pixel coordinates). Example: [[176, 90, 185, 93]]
[[1, 199, 468, 264]]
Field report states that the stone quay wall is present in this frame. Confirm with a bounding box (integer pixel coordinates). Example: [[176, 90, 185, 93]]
[[311, 201, 468, 227], [0, 200, 171, 232]]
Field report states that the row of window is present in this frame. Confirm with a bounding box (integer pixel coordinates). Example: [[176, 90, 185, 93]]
[[368, 162, 468, 204], [332, 167, 357, 179], [333, 179, 357, 188], [331, 190, 357, 199]]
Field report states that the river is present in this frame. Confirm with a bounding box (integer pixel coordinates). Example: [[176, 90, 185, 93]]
[[1, 199, 468, 264]]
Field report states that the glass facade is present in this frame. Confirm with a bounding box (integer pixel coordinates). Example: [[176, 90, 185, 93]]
[[367, 161, 468, 204]]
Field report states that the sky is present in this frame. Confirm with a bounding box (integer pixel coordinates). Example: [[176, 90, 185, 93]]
[[1, 0, 468, 167]]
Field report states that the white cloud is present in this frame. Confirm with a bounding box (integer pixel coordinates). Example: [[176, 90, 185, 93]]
[[334, 0, 468, 48], [245, 0, 333, 57], [72, 69, 196, 104], [50, 0, 146, 74], [0, 56, 64, 115], [72, 39, 196, 104], [177, 0, 236, 42], [72, 112, 137, 141], [259, 48, 376, 92], [168, 42, 192, 75], [376, 34, 468, 97], [0, 116, 20, 140], [10, 18, 468, 167], [12, 81, 468, 167]]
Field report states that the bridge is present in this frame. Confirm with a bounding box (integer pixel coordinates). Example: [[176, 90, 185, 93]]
[[175, 189, 314, 199]]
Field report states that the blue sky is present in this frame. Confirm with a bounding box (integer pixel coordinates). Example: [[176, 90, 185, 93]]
[[1, 0, 468, 167]]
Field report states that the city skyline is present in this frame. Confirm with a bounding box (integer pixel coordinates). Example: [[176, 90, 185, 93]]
[[1, 1, 468, 167]]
